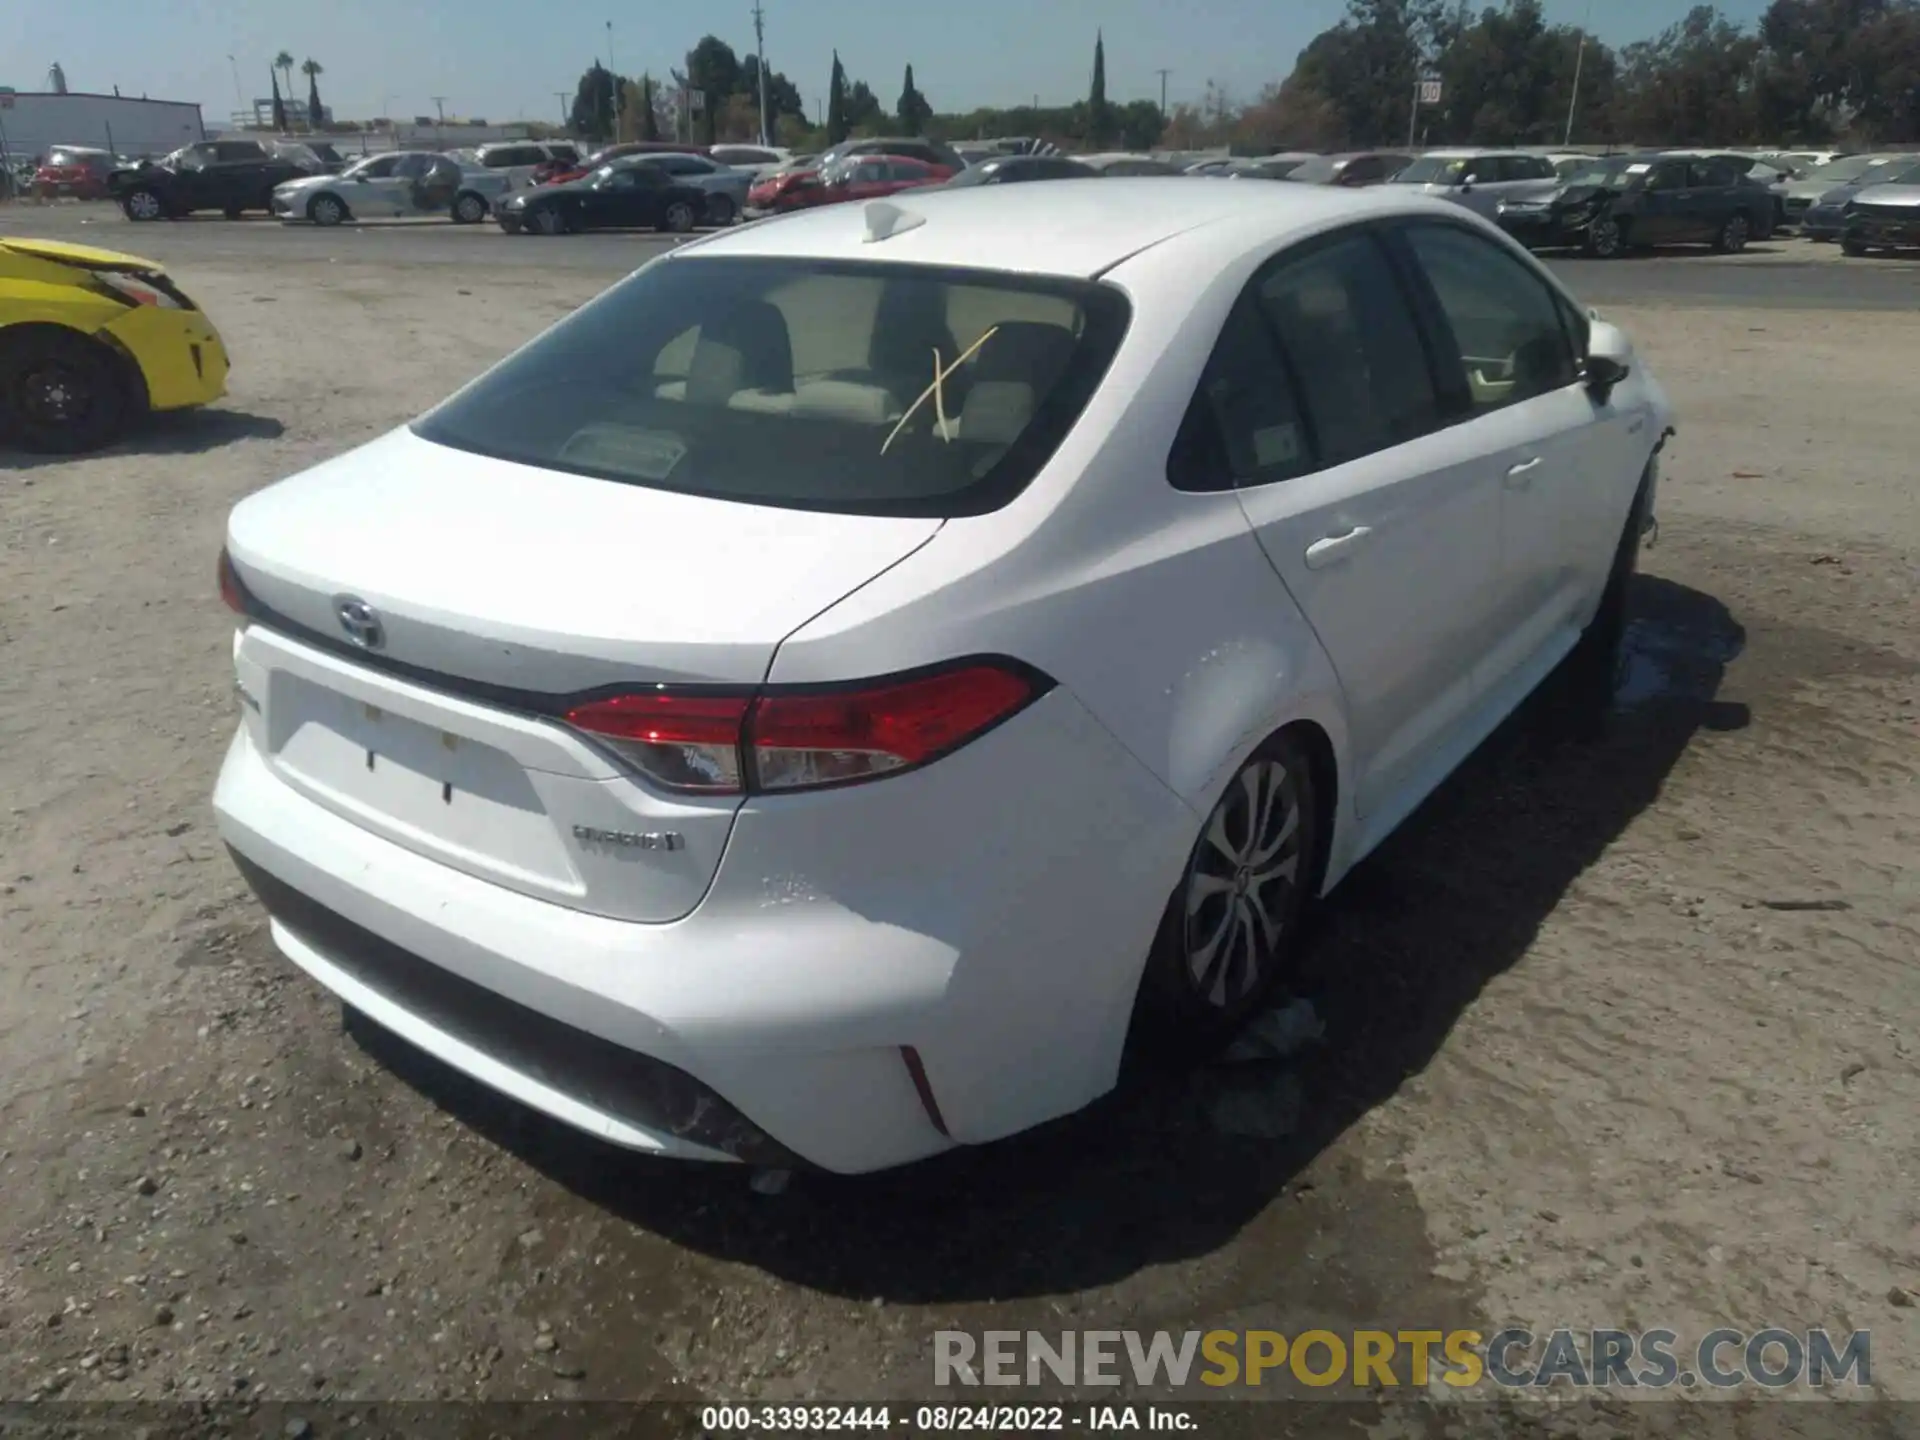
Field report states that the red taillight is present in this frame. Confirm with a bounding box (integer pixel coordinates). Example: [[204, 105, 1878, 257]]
[[748, 663, 1040, 791], [218, 547, 247, 615], [560, 661, 1047, 796], [563, 691, 752, 793]]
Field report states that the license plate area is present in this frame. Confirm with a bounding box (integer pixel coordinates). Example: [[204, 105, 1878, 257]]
[[267, 671, 577, 889]]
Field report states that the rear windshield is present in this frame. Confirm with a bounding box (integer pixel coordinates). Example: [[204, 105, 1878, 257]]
[[413, 256, 1131, 518], [1391, 156, 1472, 184]]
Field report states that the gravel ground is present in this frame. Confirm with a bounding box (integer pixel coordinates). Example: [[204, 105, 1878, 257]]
[[0, 241, 1915, 1421]]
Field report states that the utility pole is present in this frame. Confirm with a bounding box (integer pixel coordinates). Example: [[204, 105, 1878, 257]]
[[1154, 68, 1172, 117], [431, 95, 447, 144], [606, 20, 621, 140], [1564, 0, 1594, 146], [752, 1, 770, 146]]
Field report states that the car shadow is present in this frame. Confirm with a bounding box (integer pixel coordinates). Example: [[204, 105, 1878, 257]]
[[2, 406, 284, 468], [346, 572, 1747, 1305]]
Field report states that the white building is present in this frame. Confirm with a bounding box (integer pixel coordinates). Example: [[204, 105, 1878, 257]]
[[0, 89, 205, 160]]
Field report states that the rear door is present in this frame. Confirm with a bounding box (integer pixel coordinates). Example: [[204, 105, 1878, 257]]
[[1392, 221, 1597, 704], [1222, 226, 1504, 819]]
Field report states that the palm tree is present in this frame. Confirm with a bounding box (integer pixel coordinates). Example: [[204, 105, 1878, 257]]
[[274, 51, 295, 95], [301, 58, 326, 130]]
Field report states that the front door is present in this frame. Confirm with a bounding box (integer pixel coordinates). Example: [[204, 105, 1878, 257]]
[[1224, 228, 1505, 820], [1633, 159, 1691, 244], [1392, 221, 1597, 704]]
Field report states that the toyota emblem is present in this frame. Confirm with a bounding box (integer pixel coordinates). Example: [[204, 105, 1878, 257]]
[[334, 595, 385, 650]]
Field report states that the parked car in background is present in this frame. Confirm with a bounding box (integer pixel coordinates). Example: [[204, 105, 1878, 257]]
[[495, 159, 707, 235], [1840, 179, 1920, 255], [473, 139, 582, 190], [1770, 149, 1850, 175], [940, 154, 1096, 186], [272, 151, 508, 226], [1387, 150, 1559, 217], [1664, 149, 1789, 233], [1497, 152, 1771, 257], [1801, 157, 1920, 240], [537, 141, 704, 186], [1777, 153, 1912, 231], [1228, 154, 1321, 180], [1283, 151, 1412, 187], [111, 139, 315, 220], [1, 235, 228, 452], [1077, 153, 1183, 177], [746, 154, 951, 217], [210, 179, 1671, 1175], [31, 145, 117, 200], [811, 136, 968, 173], [620, 153, 753, 225], [708, 144, 792, 178]]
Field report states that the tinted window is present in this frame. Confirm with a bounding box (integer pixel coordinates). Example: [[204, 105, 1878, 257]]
[[1401, 225, 1578, 412], [1169, 300, 1311, 493], [413, 257, 1131, 519], [1644, 161, 1685, 190], [395, 153, 432, 180], [215, 142, 267, 162], [1255, 234, 1439, 468], [1344, 156, 1386, 183], [1694, 159, 1740, 187]]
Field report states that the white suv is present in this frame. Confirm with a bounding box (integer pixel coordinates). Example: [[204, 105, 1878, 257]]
[[214, 181, 1672, 1174]]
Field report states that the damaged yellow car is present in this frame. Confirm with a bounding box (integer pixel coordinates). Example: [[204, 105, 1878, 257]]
[[0, 237, 229, 454]]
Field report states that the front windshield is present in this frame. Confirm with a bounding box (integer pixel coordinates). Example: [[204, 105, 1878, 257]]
[[1391, 156, 1469, 185], [1809, 156, 1896, 184], [1562, 157, 1639, 188]]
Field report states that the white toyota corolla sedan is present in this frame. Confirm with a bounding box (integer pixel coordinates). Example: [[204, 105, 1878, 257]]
[[213, 179, 1673, 1174]]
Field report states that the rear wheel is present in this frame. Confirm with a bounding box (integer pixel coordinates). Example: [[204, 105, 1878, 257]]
[[705, 193, 737, 226], [1841, 234, 1870, 257], [532, 207, 566, 236], [1585, 215, 1625, 258], [1134, 734, 1321, 1059], [452, 192, 488, 224], [1714, 213, 1751, 253], [662, 200, 696, 234], [0, 329, 131, 455], [497, 216, 523, 235], [308, 193, 347, 227], [122, 188, 166, 221]]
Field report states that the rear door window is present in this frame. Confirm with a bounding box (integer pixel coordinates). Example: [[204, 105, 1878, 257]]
[[1253, 232, 1441, 468], [413, 257, 1131, 518]]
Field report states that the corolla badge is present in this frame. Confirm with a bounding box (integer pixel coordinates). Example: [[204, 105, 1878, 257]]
[[334, 595, 385, 650]]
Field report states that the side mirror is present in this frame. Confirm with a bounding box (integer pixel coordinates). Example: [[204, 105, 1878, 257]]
[[1584, 319, 1633, 397]]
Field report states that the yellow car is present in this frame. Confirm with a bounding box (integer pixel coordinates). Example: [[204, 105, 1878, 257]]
[[0, 237, 230, 454]]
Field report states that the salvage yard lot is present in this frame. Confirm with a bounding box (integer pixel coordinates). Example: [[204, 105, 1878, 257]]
[[1, 205, 1916, 1416]]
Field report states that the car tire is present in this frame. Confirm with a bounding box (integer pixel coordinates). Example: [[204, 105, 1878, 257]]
[[662, 200, 696, 234], [122, 188, 166, 222], [452, 192, 488, 224], [308, 193, 347, 227], [1841, 235, 1869, 257], [1585, 215, 1625, 259], [498, 216, 523, 235], [532, 207, 566, 236], [1554, 474, 1649, 740], [1132, 732, 1322, 1061], [0, 328, 132, 455], [705, 193, 737, 226], [1715, 213, 1750, 253]]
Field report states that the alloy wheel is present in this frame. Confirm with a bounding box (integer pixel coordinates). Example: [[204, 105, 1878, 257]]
[[1721, 215, 1749, 252], [454, 194, 485, 223], [1181, 759, 1306, 1009], [126, 190, 162, 221], [1589, 218, 1621, 258], [311, 196, 344, 226], [19, 359, 95, 430], [666, 202, 695, 233]]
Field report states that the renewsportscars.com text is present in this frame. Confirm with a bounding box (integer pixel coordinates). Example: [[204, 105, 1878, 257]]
[[934, 1328, 1871, 1390]]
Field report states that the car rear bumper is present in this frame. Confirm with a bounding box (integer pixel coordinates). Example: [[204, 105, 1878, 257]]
[[213, 669, 1191, 1173]]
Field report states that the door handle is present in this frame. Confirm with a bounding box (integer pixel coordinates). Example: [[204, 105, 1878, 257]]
[[1304, 526, 1374, 569], [1505, 456, 1543, 488]]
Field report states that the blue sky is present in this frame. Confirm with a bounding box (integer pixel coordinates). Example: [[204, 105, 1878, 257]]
[[8, 0, 1769, 125]]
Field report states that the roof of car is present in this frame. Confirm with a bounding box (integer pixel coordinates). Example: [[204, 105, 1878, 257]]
[[674, 178, 1458, 278]]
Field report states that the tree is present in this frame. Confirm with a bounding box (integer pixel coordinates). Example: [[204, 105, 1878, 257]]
[[569, 62, 624, 142], [301, 58, 325, 129], [269, 70, 288, 132], [274, 50, 296, 99], [826, 52, 850, 142], [846, 79, 885, 133], [1088, 31, 1112, 144], [686, 35, 743, 144], [896, 64, 932, 133], [641, 75, 661, 140], [741, 55, 805, 134]]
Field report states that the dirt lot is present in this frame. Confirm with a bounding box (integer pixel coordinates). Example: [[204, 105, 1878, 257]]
[[1, 235, 1916, 1423]]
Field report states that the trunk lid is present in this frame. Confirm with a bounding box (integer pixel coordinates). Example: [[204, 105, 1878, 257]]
[[226, 426, 941, 922]]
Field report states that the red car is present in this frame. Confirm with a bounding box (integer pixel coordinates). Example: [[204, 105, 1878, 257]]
[[33, 145, 116, 200], [538, 141, 707, 186], [746, 154, 950, 217]]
